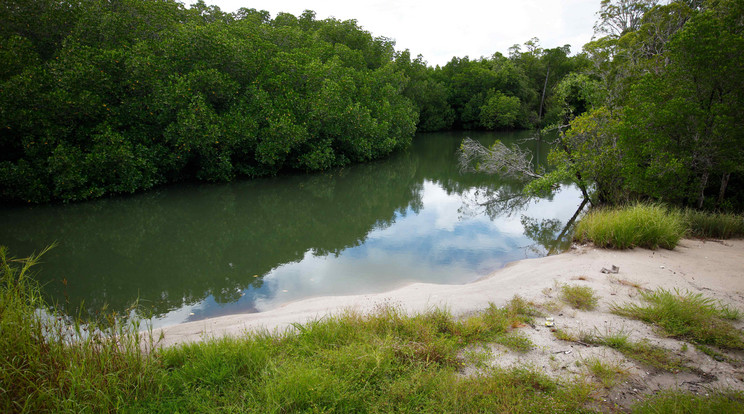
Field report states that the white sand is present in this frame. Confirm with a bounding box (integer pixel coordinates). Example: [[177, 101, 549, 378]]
[[154, 238, 744, 348]]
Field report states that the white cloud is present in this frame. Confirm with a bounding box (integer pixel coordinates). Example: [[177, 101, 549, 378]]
[[203, 0, 601, 66]]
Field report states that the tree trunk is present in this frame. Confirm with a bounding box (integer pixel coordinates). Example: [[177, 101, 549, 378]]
[[718, 172, 730, 205], [548, 197, 589, 256], [697, 171, 709, 209], [538, 66, 550, 123]]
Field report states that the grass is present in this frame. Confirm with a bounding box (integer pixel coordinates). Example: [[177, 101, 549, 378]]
[[574, 202, 744, 250], [559, 284, 599, 310], [683, 209, 744, 239], [574, 203, 685, 249], [583, 357, 627, 388], [632, 390, 744, 413], [493, 332, 534, 352], [4, 247, 744, 412], [611, 288, 744, 350], [552, 328, 689, 373], [1, 250, 594, 413], [0, 246, 161, 413], [131, 301, 582, 412]]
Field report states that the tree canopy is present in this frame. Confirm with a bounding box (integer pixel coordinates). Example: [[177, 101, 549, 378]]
[[3, 0, 742, 210], [461, 0, 744, 211], [0, 0, 418, 203]]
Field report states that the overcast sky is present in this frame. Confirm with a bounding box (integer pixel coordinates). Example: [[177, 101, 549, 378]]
[[204, 1, 602, 67]]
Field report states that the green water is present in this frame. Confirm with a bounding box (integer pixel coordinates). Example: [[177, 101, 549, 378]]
[[0, 131, 583, 328]]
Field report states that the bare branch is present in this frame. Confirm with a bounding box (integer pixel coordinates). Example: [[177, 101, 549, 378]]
[[458, 138, 543, 181]]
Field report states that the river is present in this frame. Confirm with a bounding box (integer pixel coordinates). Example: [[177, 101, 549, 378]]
[[0, 131, 584, 328]]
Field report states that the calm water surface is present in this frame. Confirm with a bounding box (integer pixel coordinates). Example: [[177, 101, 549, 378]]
[[0, 131, 584, 328]]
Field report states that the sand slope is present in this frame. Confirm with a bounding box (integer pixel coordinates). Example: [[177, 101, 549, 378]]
[[155, 239, 744, 347]]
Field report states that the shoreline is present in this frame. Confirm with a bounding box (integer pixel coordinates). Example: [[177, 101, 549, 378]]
[[154, 238, 744, 349]]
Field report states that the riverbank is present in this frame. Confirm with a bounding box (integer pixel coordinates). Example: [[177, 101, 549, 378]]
[[152, 238, 744, 409], [157, 238, 744, 345]]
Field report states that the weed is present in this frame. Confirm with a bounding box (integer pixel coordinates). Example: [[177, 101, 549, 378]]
[[542, 299, 564, 314], [461, 346, 492, 368], [555, 327, 689, 372], [574, 204, 744, 250], [494, 332, 534, 352], [553, 328, 577, 342], [560, 284, 599, 310], [632, 390, 744, 413], [608, 276, 645, 290], [584, 357, 627, 388], [611, 288, 744, 350], [0, 246, 160, 413]]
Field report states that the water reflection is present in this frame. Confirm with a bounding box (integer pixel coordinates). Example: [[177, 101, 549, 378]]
[[0, 131, 584, 328]]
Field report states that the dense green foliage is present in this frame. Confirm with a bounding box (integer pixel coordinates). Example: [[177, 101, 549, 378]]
[[0, 0, 420, 203], [682, 208, 744, 239], [0, 0, 596, 204], [531, 0, 744, 210]]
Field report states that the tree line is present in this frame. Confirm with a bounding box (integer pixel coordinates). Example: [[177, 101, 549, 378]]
[[0, 0, 591, 203], [2, 0, 741, 210], [461, 0, 744, 211]]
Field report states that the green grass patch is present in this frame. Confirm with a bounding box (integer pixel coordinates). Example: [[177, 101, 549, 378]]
[[3, 250, 596, 413], [683, 209, 744, 239], [597, 332, 688, 372], [552, 328, 689, 373], [134, 301, 582, 412], [7, 247, 742, 412], [632, 390, 744, 413], [574, 203, 685, 249], [560, 284, 599, 310], [493, 332, 534, 352], [583, 357, 627, 388], [0, 246, 161, 413], [611, 288, 744, 350]]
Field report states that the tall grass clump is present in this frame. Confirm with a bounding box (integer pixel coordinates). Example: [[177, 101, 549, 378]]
[[574, 203, 685, 249], [683, 209, 744, 239], [611, 288, 744, 350], [0, 246, 160, 413]]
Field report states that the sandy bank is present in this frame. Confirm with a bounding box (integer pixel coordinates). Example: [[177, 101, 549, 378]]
[[154, 238, 744, 349]]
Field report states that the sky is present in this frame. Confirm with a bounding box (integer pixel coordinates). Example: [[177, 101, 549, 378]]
[[205, 0, 602, 67]]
